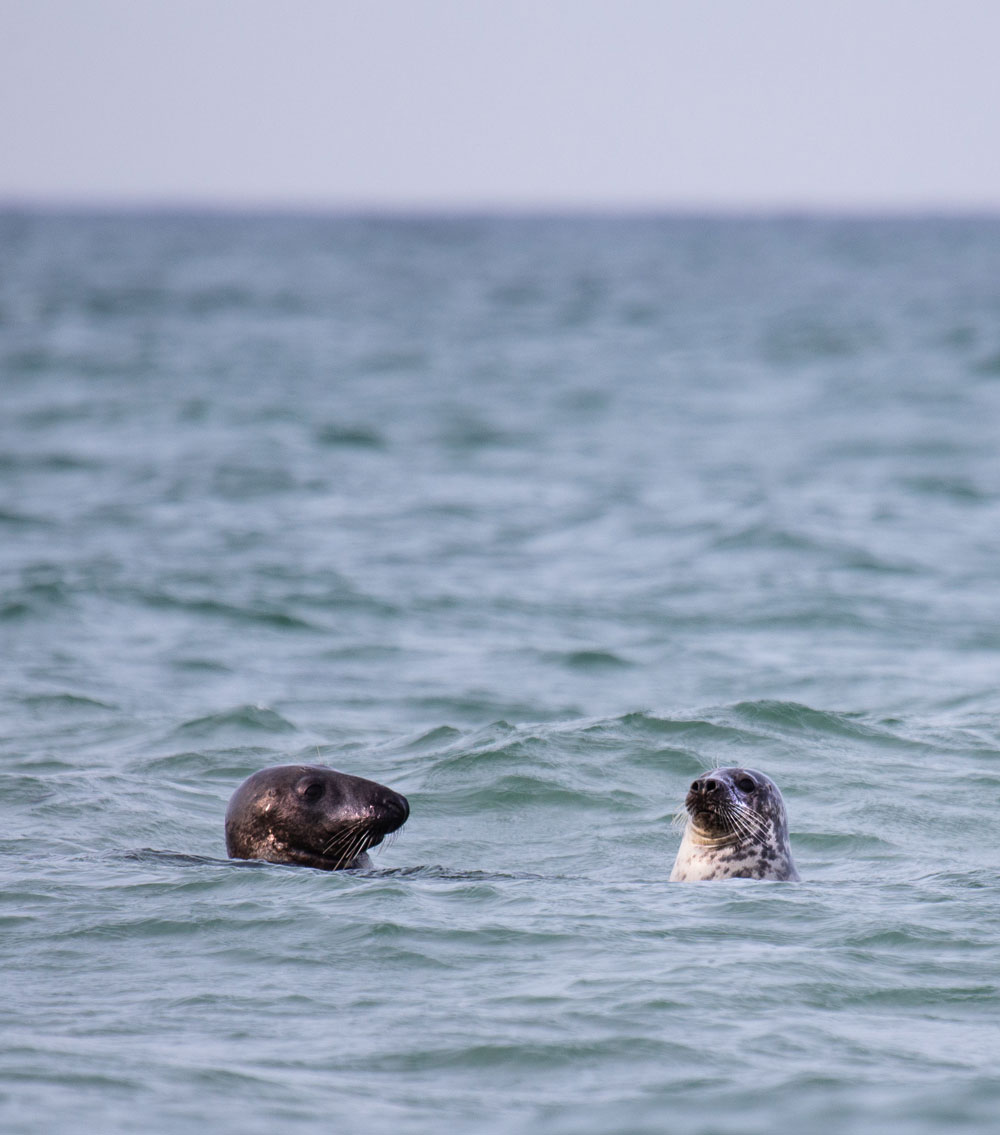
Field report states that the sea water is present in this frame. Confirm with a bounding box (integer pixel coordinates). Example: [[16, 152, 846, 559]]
[[3, 212, 1000, 1133]]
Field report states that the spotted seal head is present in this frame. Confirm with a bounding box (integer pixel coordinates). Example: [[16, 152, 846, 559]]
[[225, 764, 409, 870], [669, 767, 799, 881]]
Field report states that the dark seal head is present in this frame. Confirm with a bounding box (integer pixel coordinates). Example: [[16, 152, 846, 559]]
[[669, 766, 798, 881], [225, 764, 409, 870]]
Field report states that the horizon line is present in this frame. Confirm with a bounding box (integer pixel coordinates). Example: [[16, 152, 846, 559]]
[[3, 194, 1000, 221]]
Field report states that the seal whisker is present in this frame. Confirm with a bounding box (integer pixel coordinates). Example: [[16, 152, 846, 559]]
[[341, 827, 369, 866], [720, 802, 751, 834], [725, 797, 768, 832], [320, 823, 356, 859], [342, 820, 378, 868], [718, 807, 752, 845], [341, 825, 375, 869], [737, 807, 771, 845], [324, 836, 360, 868], [321, 818, 364, 857], [323, 818, 370, 862], [723, 804, 768, 847]]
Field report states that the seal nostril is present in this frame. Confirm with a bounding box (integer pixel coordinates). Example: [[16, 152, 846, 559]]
[[691, 779, 703, 792], [704, 779, 719, 792]]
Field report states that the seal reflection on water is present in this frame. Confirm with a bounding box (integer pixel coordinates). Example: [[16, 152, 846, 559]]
[[669, 767, 799, 881], [225, 765, 409, 870]]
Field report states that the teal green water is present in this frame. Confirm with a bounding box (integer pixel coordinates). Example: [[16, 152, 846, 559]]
[[3, 213, 1000, 1133]]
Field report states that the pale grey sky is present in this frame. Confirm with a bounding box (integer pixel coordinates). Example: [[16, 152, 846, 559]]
[[3, 0, 999, 211]]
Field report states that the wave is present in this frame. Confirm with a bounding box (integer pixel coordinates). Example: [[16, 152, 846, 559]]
[[171, 704, 300, 739]]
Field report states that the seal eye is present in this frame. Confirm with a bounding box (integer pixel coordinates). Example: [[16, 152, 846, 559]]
[[736, 777, 756, 793], [303, 782, 324, 802]]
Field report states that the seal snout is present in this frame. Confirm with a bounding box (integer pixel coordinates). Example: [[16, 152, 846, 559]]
[[685, 775, 725, 813], [377, 789, 410, 833], [690, 776, 721, 795]]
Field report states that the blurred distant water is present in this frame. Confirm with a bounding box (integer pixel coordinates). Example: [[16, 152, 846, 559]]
[[3, 211, 1000, 1134]]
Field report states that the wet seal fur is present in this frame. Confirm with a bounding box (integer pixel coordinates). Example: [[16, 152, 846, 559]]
[[669, 766, 799, 881], [225, 764, 409, 870]]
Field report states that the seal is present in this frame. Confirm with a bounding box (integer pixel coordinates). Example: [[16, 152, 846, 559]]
[[225, 764, 409, 870], [669, 767, 799, 881]]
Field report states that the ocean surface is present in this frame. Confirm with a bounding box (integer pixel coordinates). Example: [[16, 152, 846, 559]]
[[3, 211, 1000, 1134]]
